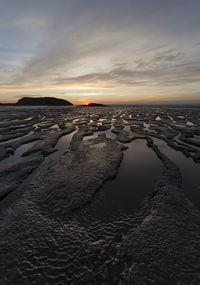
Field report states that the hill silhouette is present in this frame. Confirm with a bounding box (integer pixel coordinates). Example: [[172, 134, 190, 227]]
[[17, 97, 73, 106]]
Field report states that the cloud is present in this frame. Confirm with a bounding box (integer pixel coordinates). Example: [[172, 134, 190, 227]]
[[46, 47, 200, 88], [5, 0, 199, 83], [1, 46, 200, 93], [0, 0, 200, 103]]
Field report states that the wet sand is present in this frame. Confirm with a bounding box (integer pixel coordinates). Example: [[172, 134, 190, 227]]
[[0, 105, 200, 284]]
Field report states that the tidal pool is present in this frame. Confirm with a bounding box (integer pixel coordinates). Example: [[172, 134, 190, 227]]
[[83, 128, 116, 141], [152, 137, 200, 210], [45, 129, 77, 162], [0, 131, 35, 146], [0, 140, 38, 164], [82, 139, 162, 222]]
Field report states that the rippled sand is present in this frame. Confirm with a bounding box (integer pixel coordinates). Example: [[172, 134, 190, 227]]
[[0, 106, 200, 284]]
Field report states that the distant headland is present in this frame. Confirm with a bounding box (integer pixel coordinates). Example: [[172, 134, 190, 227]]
[[0, 98, 109, 107], [80, 103, 106, 107], [16, 97, 73, 106]]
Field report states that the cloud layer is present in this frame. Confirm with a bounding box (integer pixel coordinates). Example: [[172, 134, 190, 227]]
[[0, 0, 200, 103]]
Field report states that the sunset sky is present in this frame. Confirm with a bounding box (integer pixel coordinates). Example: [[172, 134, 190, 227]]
[[0, 0, 200, 105]]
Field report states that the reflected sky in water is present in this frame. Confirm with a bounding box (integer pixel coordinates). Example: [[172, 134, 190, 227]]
[[153, 137, 200, 210], [83, 139, 162, 222]]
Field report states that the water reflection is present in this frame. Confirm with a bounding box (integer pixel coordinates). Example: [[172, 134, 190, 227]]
[[45, 130, 77, 162], [82, 139, 162, 222], [83, 128, 116, 141], [0, 131, 35, 146], [152, 137, 200, 210], [0, 141, 38, 164]]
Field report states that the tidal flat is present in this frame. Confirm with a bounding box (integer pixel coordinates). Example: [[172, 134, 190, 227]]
[[0, 105, 200, 284]]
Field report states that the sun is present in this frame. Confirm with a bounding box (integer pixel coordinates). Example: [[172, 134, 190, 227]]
[[84, 102, 89, 106]]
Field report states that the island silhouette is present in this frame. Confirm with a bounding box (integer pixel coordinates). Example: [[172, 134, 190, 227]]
[[16, 97, 73, 106]]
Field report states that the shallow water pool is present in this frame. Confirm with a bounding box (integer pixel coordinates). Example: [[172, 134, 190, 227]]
[[152, 137, 200, 210], [82, 139, 162, 222]]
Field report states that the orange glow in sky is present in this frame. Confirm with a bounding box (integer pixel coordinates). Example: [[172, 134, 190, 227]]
[[0, 0, 200, 105]]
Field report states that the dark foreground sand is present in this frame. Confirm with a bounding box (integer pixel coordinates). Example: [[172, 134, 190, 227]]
[[0, 106, 200, 284]]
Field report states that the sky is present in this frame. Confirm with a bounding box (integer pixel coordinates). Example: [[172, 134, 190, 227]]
[[0, 0, 200, 105]]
